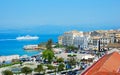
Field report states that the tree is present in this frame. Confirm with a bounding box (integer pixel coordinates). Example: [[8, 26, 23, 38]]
[[34, 64, 44, 74], [47, 64, 55, 70], [66, 45, 78, 52], [2, 70, 13, 75], [11, 59, 20, 63], [54, 44, 63, 48], [68, 57, 77, 68], [57, 58, 64, 63], [58, 63, 65, 72], [20, 61, 23, 66], [42, 50, 54, 64], [46, 39, 53, 50], [21, 67, 32, 75]]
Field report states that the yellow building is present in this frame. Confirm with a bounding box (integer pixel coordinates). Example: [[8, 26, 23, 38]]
[[58, 36, 63, 45], [116, 33, 120, 43]]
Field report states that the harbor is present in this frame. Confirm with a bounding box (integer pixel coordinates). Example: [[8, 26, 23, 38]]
[[0, 0, 120, 75]]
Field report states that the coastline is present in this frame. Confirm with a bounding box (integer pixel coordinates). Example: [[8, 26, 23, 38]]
[[0, 34, 59, 56]]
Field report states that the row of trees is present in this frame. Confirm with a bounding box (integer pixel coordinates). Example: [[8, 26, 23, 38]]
[[2, 58, 77, 75], [2, 66, 32, 75], [34, 63, 65, 75], [2, 63, 65, 75], [65, 45, 78, 52]]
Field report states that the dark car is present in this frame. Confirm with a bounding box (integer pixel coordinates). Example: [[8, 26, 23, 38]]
[[34, 73, 44, 75], [67, 71, 76, 75]]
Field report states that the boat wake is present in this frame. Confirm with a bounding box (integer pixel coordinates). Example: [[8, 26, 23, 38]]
[[0, 39, 16, 41]]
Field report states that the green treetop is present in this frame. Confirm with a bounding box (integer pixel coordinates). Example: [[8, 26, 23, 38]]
[[21, 67, 32, 75], [34, 64, 44, 74], [2, 70, 13, 75], [46, 39, 53, 50], [42, 50, 54, 64]]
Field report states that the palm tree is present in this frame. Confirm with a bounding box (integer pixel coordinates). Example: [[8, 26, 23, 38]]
[[21, 67, 32, 75], [57, 58, 64, 63], [34, 64, 44, 74], [58, 63, 65, 72], [54, 44, 63, 48], [2, 70, 13, 75], [46, 39, 53, 50], [47, 64, 55, 70], [67, 55, 77, 69], [66, 45, 78, 52], [42, 50, 54, 64], [42, 39, 54, 64]]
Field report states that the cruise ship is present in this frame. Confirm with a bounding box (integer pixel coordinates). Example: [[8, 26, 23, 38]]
[[16, 35, 39, 40]]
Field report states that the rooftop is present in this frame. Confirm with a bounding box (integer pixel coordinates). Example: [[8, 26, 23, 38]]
[[81, 51, 120, 75]]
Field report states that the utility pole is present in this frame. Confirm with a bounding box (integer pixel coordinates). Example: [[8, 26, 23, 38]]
[[98, 39, 100, 52]]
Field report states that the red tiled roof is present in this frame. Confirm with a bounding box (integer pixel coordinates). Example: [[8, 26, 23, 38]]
[[81, 52, 120, 75]]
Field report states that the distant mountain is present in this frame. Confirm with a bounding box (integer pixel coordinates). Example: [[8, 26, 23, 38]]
[[0, 24, 120, 34]]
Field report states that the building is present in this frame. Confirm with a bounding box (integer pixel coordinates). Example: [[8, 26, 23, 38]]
[[99, 36, 111, 47], [88, 35, 110, 50], [107, 30, 118, 43], [59, 30, 90, 50], [106, 43, 120, 48], [73, 36, 89, 50], [0, 55, 19, 63], [58, 36, 63, 45], [115, 32, 120, 43], [81, 51, 120, 75], [88, 36, 100, 50], [59, 30, 120, 50], [62, 30, 83, 46]]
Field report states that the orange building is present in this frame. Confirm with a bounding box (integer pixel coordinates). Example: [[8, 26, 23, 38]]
[[81, 52, 120, 75]]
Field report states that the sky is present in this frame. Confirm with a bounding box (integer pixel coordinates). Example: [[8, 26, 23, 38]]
[[0, 0, 120, 34]]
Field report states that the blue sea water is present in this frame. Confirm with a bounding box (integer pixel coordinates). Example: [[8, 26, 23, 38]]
[[0, 33, 59, 56], [0, 24, 119, 56]]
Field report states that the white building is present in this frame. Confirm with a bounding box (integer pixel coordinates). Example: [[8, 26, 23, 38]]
[[59, 30, 90, 50], [88, 36, 100, 50], [0, 55, 19, 63], [88, 36, 110, 50], [99, 36, 110, 47], [62, 30, 83, 46], [73, 36, 89, 50]]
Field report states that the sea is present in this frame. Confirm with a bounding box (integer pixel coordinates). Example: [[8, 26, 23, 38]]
[[0, 33, 59, 56], [0, 24, 119, 56]]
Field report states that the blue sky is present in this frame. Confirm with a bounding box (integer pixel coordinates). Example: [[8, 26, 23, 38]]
[[0, 0, 120, 34]]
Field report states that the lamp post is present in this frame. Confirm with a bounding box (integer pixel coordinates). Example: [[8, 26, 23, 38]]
[[97, 39, 101, 57], [98, 39, 100, 52], [54, 65, 57, 75]]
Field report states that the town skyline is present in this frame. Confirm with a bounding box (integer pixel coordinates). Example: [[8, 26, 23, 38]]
[[0, 0, 120, 75]]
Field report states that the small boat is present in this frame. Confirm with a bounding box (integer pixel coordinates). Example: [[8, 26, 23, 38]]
[[16, 35, 39, 40], [23, 45, 46, 50], [23, 45, 39, 50]]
